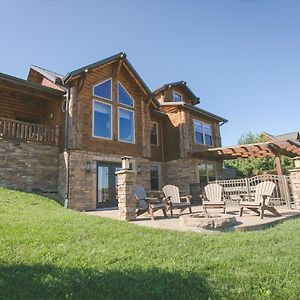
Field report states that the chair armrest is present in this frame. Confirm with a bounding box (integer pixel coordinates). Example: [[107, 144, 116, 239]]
[[146, 197, 160, 204], [240, 194, 255, 201], [180, 195, 192, 204]]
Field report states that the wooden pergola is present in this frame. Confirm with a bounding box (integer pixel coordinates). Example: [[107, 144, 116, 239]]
[[192, 140, 300, 176]]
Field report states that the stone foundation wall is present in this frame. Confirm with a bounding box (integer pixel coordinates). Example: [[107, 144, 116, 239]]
[[0, 140, 59, 192], [57, 151, 68, 204], [290, 167, 300, 210], [61, 149, 224, 211], [164, 158, 223, 194], [66, 150, 152, 211]]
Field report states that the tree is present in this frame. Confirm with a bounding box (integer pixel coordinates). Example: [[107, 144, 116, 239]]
[[224, 132, 293, 177]]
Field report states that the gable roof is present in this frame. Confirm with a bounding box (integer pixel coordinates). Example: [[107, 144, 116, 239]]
[[62, 52, 152, 95], [153, 81, 200, 104], [160, 102, 227, 123], [0, 72, 64, 96], [29, 65, 63, 84]]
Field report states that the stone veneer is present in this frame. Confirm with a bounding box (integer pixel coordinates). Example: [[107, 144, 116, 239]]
[[164, 158, 223, 194], [290, 157, 300, 210], [63, 150, 152, 211], [58, 150, 225, 211], [0, 140, 59, 192], [116, 169, 137, 220]]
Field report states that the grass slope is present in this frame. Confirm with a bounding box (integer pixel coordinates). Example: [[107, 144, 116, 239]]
[[0, 188, 300, 299]]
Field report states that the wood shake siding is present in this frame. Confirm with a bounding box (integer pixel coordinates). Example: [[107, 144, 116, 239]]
[[73, 61, 149, 157]]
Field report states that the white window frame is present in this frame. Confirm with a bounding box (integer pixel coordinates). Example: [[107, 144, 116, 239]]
[[150, 121, 159, 146], [92, 78, 112, 101], [118, 107, 135, 144], [193, 119, 213, 146], [117, 81, 135, 108], [173, 91, 183, 102], [92, 99, 113, 140]]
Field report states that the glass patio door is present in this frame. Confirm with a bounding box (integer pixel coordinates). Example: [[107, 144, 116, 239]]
[[97, 163, 122, 208]]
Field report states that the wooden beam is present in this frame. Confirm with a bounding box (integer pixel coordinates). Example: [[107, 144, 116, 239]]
[[122, 63, 148, 96]]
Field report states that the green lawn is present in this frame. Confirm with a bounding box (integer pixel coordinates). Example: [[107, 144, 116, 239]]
[[0, 188, 300, 299]]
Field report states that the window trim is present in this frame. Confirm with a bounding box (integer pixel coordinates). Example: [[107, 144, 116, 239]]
[[150, 121, 159, 146], [117, 81, 135, 108], [92, 99, 113, 140], [150, 164, 160, 190], [193, 119, 213, 146], [173, 91, 183, 102], [118, 106, 135, 144], [197, 163, 217, 184], [92, 78, 112, 101]]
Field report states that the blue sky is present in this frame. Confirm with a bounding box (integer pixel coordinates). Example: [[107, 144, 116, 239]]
[[0, 0, 299, 146]]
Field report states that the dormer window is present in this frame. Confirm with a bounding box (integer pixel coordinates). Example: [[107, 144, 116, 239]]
[[93, 78, 112, 100], [118, 82, 134, 107], [173, 92, 182, 102]]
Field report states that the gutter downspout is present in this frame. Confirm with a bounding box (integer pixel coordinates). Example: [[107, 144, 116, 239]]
[[64, 87, 70, 208]]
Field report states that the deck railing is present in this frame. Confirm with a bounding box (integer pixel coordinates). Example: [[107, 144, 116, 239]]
[[190, 174, 294, 208], [0, 117, 59, 146]]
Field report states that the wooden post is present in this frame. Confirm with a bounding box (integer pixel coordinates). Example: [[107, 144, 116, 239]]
[[275, 155, 283, 176]]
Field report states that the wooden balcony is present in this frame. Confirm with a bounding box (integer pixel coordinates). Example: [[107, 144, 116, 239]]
[[0, 117, 59, 146]]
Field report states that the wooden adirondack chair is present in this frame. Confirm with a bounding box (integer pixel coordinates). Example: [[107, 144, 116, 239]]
[[162, 185, 192, 218], [201, 183, 226, 213], [134, 185, 167, 221], [239, 181, 281, 219]]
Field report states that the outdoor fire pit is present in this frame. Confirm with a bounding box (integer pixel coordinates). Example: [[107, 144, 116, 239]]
[[179, 212, 236, 230]]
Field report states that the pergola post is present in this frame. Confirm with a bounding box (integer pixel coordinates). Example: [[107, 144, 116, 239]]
[[275, 155, 283, 176]]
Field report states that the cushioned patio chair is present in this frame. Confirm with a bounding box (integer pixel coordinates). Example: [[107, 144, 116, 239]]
[[162, 185, 192, 218], [134, 185, 167, 221], [239, 181, 281, 219], [201, 183, 226, 213]]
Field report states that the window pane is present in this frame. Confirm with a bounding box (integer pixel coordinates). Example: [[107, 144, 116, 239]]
[[93, 101, 112, 139], [150, 165, 159, 190], [94, 79, 111, 100], [118, 83, 134, 106], [203, 124, 213, 146], [150, 123, 158, 145], [173, 92, 182, 102], [198, 164, 207, 186], [119, 108, 134, 143], [194, 121, 204, 144], [207, 165, 216, 182]]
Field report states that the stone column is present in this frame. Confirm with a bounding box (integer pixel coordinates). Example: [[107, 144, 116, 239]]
[[290, 157, 300, 210], [116, 169, 137, 221]]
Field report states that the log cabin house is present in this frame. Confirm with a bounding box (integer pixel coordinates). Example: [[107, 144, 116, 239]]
[[0, 52, 227, 210]]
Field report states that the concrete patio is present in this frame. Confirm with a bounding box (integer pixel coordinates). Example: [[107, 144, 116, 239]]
[[85, 205, 300, 233]]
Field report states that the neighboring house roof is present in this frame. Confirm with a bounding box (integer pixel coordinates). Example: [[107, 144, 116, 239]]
[[263, 131, 300, 142], [160, 102, 228, 123], [275, 132, 300, 142], [30, 65, 63, 84], [62, 52, 152, 96], [153, 81, 200, 104], [0, 72, 64, 96]]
